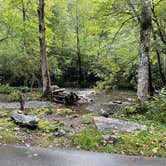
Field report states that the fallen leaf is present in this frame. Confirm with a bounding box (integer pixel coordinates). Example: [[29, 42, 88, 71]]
[[140, 150, 144, 155], [152, 147, 158, 153]]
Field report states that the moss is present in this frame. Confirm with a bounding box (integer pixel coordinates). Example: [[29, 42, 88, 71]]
[[0, 118, 23, 144], [29, 108, 55, 116], [38, 120, 55, 132], [81, 113, 94, 124], [56, 108, 73, 116]]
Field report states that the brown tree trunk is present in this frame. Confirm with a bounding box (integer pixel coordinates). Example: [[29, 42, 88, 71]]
[[38, 0, 51, 97], [137, 0, 152, 108]]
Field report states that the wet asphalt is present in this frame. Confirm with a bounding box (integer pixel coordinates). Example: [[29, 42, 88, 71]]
[[0, 145, 165, 166]]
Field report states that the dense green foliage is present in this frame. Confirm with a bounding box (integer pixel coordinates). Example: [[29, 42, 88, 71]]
[[0, 0, 165, 88], [113, 88, 166, 123], [147, 88, 166, 123]]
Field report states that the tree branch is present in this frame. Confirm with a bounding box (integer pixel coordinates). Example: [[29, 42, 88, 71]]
[[151, 2, 166, 45], [0, 36, 8, 42], [153, 0, 165, 8], [111, 17, 134, 44]]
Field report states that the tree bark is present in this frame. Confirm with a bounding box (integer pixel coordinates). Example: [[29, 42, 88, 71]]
[[137, 0, 152, 108], [38, 0, 51, 97]]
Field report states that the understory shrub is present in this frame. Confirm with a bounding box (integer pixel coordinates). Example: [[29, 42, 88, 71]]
[[146, 88, 166, 123], [0, 84, 14, 94]]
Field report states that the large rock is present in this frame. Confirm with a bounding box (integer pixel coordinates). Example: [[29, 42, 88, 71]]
[[87, 101, 129, 115], [94, 117, 147, 132], [11, 112, 39, 128]]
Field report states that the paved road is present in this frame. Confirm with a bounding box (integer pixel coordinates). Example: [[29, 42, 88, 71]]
[[0, 145, 165, 166]]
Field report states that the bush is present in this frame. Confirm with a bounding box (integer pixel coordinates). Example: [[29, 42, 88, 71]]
[[146, 88, 166, 123], [0, 84, 14, 94], [18, 86, 31, 93], [8, 91, 19, 102]]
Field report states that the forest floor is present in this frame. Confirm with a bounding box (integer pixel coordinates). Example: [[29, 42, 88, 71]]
[[0, 89, 165, 157]]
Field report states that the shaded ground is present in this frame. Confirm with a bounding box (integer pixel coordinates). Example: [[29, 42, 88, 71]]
[[0, 145, 166, 166]]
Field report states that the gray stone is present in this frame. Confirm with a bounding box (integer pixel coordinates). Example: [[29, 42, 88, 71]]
[[94, 117, 147, 132], [11, 112, 39, 128], [102, 134, 120, 145], [100, 109, 109, 117], [113, 101, 123, 104], [87, 102, 126, 115]]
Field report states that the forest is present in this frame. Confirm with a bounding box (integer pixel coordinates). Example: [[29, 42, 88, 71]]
[[0, 0, 166, 160]]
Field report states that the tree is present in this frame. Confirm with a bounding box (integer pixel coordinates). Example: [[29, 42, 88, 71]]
[[137, 0, 152, 108], [38, 0, 51, 97]]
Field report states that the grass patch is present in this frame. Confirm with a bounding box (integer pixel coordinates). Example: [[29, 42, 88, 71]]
[[69, 117, 166, 157], [38, 120, 55, 132], [81, 113, 94, 124], [56, 108, 74, 116], [70, 128, 102, 150], [29, 107, 54, 116], [0, 117, 23, 144]]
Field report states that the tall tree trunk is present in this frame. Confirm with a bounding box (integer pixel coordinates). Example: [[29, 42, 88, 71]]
[[152, 25, 166, 85], [75, 4, 82, 85], [137, 0, 152, 108], [21, 0, 26, 53], [148, 58, 154, 96], [38, 0, 51, 97]]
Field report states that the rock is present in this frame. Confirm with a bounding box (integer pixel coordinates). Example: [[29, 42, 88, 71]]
[[55, 129, 66, 137], [11, 112, 39, 128], [109, 135, 119, 144], [102, 134, 120, 145], [87, 103, 124, 115], [76, 89, 96, 104], [127, 98, 135, 102], [113, 101, 123, 104], [94, 117, 147, 132], [81, 114, 94, 124], [50, 85, 59, 91], [100, 109, 109, 118]]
